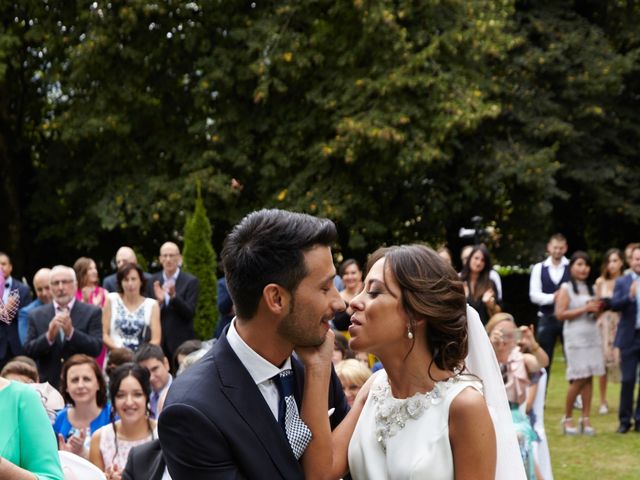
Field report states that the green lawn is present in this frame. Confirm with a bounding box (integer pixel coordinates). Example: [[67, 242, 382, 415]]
[[544, 346, 640, 479]]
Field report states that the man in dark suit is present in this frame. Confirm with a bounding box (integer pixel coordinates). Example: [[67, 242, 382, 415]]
[[159, 209, 350, 479], [0, 252, 33, 370], [102, 246, 153, 296], [23, 265, 102, 389], [151, 242, 199, 363], [611, 245, 640, 433], [214, 276, 234, 338]]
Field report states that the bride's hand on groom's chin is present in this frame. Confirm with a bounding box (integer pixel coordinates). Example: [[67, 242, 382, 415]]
[[296, 329, 335, 375]]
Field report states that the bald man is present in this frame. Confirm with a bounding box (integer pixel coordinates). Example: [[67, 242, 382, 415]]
[[151, 242, 199, 363], [103, 246, 153, 296], [17, 268, 52, 345]]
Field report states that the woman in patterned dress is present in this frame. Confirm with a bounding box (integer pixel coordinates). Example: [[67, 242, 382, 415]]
[[102, 263, 161, 353]]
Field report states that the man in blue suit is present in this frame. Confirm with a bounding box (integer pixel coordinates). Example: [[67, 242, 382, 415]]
[[17, 268, 52, 345], [611, 245, 640, 433], [159, 209, 350, 479], [0, 252, 33, 370]]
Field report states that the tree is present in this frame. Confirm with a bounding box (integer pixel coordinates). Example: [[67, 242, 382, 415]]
[[182, 181, 218, 339], [4, 0, 640, 275]]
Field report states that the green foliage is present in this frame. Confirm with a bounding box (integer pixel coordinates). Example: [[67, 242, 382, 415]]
[[182, 182, 218, 339], [3, 0, 640, 273]]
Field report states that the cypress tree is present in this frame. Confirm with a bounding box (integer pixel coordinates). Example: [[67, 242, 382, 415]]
[[182, 181, 218, 339]]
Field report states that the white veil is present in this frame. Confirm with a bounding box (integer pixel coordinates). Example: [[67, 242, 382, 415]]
[[465, 305, 527, 480]]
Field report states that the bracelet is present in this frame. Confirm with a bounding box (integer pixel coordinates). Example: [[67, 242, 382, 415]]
[[531, 343, 541, 353]]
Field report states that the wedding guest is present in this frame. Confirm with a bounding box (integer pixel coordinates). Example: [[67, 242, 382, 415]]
[[55, 355, 111, 459], [556, 251, 605, 436], [0, 252, 33, 370], [1, 356, 65, 422], [102, 263, 161, 353], [134, 344, 172, 419], [0, 375, 64, 479], [105, 348, 134, 379], [332, 259, 364, 331], [89, 363, 156, 480], [437, 245, 453, 267], [1, 356, 39, 383], [487, 313, 545, 479], [335, 359, 372, 407], [24, 266, 102, 389], [214, 277, 234, 338], [18, 268, 52, 345], [460, 245, 501, 324], [610, 245, 640, 433], [623, 242, 640, 274], [332, 331, 353, 365], [594, 248, 624, 414], [460, 245, 503, 300], [530, 234, 570, 380], [172, 339, 202, 372], [74, 257, 107, 309], [151, 242, 199, 363]]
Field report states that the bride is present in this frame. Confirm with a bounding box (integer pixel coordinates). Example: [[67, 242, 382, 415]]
[[299, 244, 525, 479]]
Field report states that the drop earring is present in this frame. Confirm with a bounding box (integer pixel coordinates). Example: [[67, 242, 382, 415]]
[[407, 326, 414, 340]]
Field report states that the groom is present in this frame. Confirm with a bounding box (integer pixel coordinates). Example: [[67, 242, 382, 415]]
[[158, 209, 349, 479]]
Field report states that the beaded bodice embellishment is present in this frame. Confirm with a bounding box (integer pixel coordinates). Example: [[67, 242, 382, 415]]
[[372, 375, 474, 451]]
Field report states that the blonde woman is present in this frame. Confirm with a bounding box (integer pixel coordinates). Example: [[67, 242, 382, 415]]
[[335, 359, 372, 407]]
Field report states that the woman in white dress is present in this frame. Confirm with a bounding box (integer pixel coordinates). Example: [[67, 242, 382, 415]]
[[300, 244, 524, 479], [555, 251, 605, 435], [102, 263, 161, 353]]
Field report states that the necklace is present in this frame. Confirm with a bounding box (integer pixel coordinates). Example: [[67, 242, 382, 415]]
[[372, 374, 465, 451]]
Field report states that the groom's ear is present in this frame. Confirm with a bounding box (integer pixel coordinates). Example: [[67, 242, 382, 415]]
[[262, 283, 291, 315]]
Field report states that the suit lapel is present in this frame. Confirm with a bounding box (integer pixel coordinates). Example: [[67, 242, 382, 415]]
[[214, 335, 302, 478]]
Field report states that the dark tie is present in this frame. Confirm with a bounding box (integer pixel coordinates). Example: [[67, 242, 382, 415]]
[[272, 369, 312, 459]]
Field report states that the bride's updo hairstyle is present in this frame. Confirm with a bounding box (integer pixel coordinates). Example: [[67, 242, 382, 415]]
[[366, 244, 468, 373]]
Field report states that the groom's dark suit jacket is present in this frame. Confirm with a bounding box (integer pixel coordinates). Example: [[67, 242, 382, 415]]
[[23, 301, 102, 388], [158, 330, 349, 479]]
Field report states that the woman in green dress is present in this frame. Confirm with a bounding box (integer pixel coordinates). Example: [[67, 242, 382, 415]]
[[0, 375, 63, 479]]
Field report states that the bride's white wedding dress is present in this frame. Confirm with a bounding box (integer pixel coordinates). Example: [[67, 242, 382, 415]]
[[347, 306, 526, 480], [349, 370, 482, 479]]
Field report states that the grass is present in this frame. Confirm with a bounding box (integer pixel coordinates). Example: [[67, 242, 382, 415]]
[[544, 346, 640, 479]]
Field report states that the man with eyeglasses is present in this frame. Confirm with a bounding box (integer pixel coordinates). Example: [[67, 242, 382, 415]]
[[151, 242, 199, 365], [24, 265, 102, 388]]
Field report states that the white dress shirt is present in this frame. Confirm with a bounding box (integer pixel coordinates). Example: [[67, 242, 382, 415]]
[[529, 256, 570, 307], [226, 318, 291, 420]]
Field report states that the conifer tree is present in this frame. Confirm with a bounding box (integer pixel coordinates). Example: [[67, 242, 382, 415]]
[[182, 181, 218, 339]]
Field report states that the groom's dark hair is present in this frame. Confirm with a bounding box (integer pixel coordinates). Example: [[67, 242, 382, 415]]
[[222, 209, 337, 319]]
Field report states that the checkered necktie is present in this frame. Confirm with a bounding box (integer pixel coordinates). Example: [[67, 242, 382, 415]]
[[272, 369, 312, 459]]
